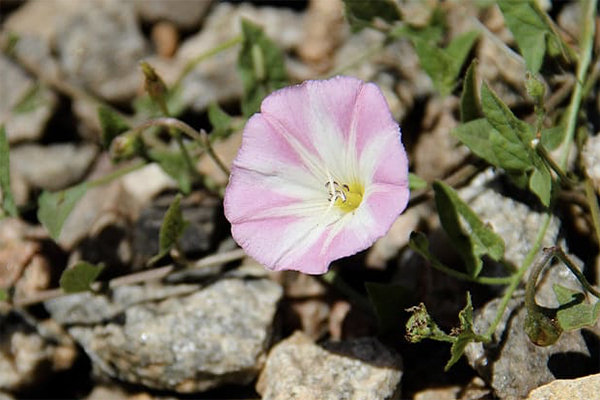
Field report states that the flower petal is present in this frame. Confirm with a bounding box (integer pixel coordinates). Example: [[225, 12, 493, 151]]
[[224, 76, 410, 274]]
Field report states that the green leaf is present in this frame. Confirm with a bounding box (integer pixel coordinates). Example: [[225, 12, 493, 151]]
[[412, 37, 456, 96], [405, 302, 450, 343], [541, 124, 565, 151], [133, 84, 187, 119], [529, 163, 552, 207], [0, 288, 8, 302], [497, 0, 560, 73], [445, 292, 476, 370], [481, 83, 535, 146], [208, 103, 233, 131], [208, 103, 234, 141], [433, 181, 505, 277], [452, 119, 501, 167], [98, 106, 131, 149], [12, 84, 47, 114], [0, 126, 18, 217], [148, 149, 193, 194], [412, 31, 478, 96], [59, 261, 104, 293], [237, 19, 288, 117], [460, 59, 481, 122], [159, 195, 189, 254], [553, 284, 600, 331], [149, 195, 189, 265], [366, 282, 415, 335], [445, 31, 479, 71], [408, 173, 427, 191], [488, 129, 533, 171], [343, 0, 401, 31], [37, 183, 88, 241], [388, 7, 445, 43]]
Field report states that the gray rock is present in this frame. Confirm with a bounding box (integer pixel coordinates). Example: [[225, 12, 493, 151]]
[[465, 259, 600, 400], [45, 277, 282, 393], [9, 143, 98, 192], [256, 331, 403, 400], [55, 1, 148, 102], [135, 0, 213, 29], [0, 54, 57, 143], [459, 169, 561, 268], [174, 2, 304, 112], [132, 193, 220, 267], [582, 135, 600, 194], [526, 373, 600, 400]]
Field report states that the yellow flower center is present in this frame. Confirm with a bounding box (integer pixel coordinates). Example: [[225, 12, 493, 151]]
[[326, 180, 364, 213]]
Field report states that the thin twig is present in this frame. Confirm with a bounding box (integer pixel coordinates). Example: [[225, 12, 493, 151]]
[[131, 117, 231, 176], [11, 248, 247, 307]]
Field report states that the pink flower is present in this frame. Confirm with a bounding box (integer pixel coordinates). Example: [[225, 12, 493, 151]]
[[224, 76, 409, 274]]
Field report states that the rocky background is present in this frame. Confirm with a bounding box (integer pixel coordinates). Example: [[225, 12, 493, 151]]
[[1, 1, 599, 399]]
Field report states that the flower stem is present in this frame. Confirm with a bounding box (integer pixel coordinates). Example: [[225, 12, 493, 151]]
[[558, 0, 597, 170], [132, 117, 230, 177], [174, 35, 243, 88], [551, 246, 600, 299], [88, 161, 146, 188], [482, 212, 552, 341], [585, 178, 600, 247]]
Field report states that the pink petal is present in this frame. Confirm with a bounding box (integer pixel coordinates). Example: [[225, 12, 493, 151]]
[[224, 76, 410, 274]]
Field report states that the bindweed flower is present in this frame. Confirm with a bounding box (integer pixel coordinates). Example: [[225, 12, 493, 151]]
[[224, 76, 409, 274]]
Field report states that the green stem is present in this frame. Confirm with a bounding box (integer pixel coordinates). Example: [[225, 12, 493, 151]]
[[535, 142, 577, 187], [585, 178, 600, 247], [553, 246, 600, 299], [425, 254, 513, 285], [558, 0, 597, 170], [482, 212, 552, 340], [88, 161, 146, 188], [132, 118, 230, 176], [524, 247, 554, 312], [174, 35, 243, 88]]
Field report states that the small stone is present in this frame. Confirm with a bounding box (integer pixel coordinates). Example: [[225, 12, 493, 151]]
[[0, 54, 57, 143], [414, 97, 465, 182], [582, 134, 600, 194], [175, 3, 304, 112], [526, 373, 600, 400], [55, 1, 148, 102], [14, 254, 51, 301], [366, 206, 420, 269], [0, 240, 39, 289], [328, 300, 351, 341], [151, 21, 179, 59], [121, 163, 178, 208], [298, 0, 345, 72], [134, 0, 213, 30], [557, 2, 582, 44], [477, 27, 528, 108], [290, 300, 330, 340], [256, 331, 403, 400], [9, 143, 98, 192], [57, 156, 135, 250], [273, 272, 327, 299], [0, 313, 76, 392], [46, 277, 282, 392]]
